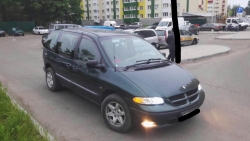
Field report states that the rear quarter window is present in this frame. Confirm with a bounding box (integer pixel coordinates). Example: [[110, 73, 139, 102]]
[[44, 31, 60, 51]]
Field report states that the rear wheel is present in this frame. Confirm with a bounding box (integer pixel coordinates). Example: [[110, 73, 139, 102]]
[[102, 94, 133, 133]]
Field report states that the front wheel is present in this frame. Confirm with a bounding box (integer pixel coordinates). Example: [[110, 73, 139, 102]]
[[192, 39, 197, 45], [101, 94, 133, 133], [46, 67, 62, 92]]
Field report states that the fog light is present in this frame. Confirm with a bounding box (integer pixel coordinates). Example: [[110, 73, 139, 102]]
[[141, 121, 156, 128]]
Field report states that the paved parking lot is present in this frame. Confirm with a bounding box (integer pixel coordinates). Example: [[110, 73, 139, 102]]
[[0, 32, 250, 141]]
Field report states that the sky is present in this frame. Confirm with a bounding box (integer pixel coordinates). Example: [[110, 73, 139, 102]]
[[229, 0, 249, 7]]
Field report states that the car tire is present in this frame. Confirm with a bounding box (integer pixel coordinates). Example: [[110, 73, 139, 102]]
[[101, 94, 133, 133], [192, 39, 197, 45], [46, 67, 62, 92], [23, 33, 25, 36]]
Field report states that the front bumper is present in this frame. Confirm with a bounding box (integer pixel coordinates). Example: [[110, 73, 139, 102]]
[[128, 90, 205, 128]]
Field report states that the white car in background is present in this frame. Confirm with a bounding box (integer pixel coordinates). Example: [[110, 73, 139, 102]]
[[33, 26, 49, 35], [123, 29, 159, 49]]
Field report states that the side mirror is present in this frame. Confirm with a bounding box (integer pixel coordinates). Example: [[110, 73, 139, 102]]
[[86, 60, 106, 71], [162, 52, 166, 57]]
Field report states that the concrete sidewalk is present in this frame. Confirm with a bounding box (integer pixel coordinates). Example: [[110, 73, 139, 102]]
[[215, 31, 250, 40], [160, 45, 231, 62], [200, 31, 237, 34]]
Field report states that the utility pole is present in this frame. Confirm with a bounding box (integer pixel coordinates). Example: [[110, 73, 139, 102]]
[[186, 0, 189, 12], [86, 0, 90, 20], [151, 0, 155, 18]]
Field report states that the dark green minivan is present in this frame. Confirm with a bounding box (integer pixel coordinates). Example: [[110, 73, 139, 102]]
[[42, 28, 205, 133]]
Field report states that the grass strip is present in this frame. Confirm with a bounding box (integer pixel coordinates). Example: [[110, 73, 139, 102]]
[[0, 83, 49, 141]]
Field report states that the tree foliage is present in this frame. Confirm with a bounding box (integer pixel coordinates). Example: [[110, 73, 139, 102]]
[[0, 0, 84, 26]]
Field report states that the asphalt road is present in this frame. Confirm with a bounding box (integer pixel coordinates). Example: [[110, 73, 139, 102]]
[[0, 32, 250, 141]]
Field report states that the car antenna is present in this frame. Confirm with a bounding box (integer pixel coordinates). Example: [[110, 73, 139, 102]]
[[113, 42, 117, 72]]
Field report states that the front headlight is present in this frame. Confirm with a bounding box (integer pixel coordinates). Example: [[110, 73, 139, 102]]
[[198, 84, 202, 91], [133, 97, 164, 105]]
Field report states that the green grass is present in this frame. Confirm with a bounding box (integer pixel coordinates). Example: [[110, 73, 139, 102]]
[[0, 83, 49, 141]]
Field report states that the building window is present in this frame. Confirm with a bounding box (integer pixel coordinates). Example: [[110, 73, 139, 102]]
[[163, 12, 168, 16], [102, 10, 104, 13], [107, 15, 110, 18], [117, 15, 119, 18], [103, 16, 105, 19], [107, 9, 109, 12], [155, 4, 159, 9], [116, 8, 119, 12], [148, 14, 151, 18], [111, 1, 113, 5], [140, 14, 143, 18], [140, 6, 143, 10], [107, 2, 109, 5], [148, 5, 151, 9], [111, 9, 113, 12], [155, 13, 158, 17]]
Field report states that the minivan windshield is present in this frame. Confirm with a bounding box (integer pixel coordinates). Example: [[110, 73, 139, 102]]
[[49, 25, 55, 29], [158, 21, 169, 27], [99, 36, 165, 67]]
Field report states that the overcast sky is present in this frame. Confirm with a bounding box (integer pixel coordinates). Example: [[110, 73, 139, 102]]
[[229, 0, 249, 7]]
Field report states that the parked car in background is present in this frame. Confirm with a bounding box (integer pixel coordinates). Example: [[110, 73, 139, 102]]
[[199, 23, 223, 31], [180, 24, 200, 35], [129, 22, 142, 29], [156, 17, 185, 30], [155, 29, 172, 49], [33, 26, 49, 35], [179, 29, 199, 46], [226, 18, 248, 30], [42, 28, 205, 133], [0, 29, 6, 37], [151, 22, 159, 29], [123, 29, 159, 48], [8, 27, 25, 36], [48, 24, 78, 33], [103, 21, 117, 27]]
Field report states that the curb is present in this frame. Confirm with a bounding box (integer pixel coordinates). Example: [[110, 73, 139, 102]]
[[199, 32, 237, 34], [215, 37, 250, 40], [1, 87, 55, 141], [181, 49, 230, 62]]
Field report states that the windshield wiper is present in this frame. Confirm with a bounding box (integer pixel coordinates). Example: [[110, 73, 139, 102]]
[[124, 58, 171, 71]]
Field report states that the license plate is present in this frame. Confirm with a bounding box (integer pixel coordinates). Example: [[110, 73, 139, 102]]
[[19, 33, 22, 35]]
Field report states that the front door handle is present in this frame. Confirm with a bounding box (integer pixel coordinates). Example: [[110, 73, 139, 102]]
[[66, 63, 72, 68]]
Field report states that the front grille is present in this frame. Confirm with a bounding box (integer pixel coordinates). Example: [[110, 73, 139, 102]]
[[167, 88, 199, 107]]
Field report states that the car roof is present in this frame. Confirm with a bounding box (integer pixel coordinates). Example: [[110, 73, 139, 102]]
[[134, 29, 155, 31], [60, 28, 135, 37]]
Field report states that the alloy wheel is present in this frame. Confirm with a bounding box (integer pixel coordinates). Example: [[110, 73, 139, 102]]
[[46, 72, 53, 88], [105, 102, 126, 127]]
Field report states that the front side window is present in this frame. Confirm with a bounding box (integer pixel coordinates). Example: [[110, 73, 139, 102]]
[[99, 36, 165, 67], [44, 31, 60, 51], [57, 33, 79, 57], [77, 38, 100, 62], [232, 19, 238, 24]]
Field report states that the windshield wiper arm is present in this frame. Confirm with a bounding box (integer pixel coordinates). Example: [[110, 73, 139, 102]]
[[136, 58, 162, 63], [124, 58, 172, 71]]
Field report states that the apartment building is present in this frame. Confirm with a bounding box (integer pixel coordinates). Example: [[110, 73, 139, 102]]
[[81, 0, 122, 23], [80, 0, 227, 23], [207, 0, 228, 15]]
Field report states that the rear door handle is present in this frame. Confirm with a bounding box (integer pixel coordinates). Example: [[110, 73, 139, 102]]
[[73, 66, 78, 71]]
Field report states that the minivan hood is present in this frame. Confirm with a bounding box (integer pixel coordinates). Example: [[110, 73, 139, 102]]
[[120, 64, 199, 98]]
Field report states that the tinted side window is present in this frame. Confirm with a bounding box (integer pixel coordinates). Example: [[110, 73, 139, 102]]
[[232, 19, 238, 24], [57, 25, 65, 29], [227, 19, 231, 23], [77, 38, 100, 62], [182, 30, 190, 36], [44, 31, 60, 51], [57, 33, 79, 57]]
